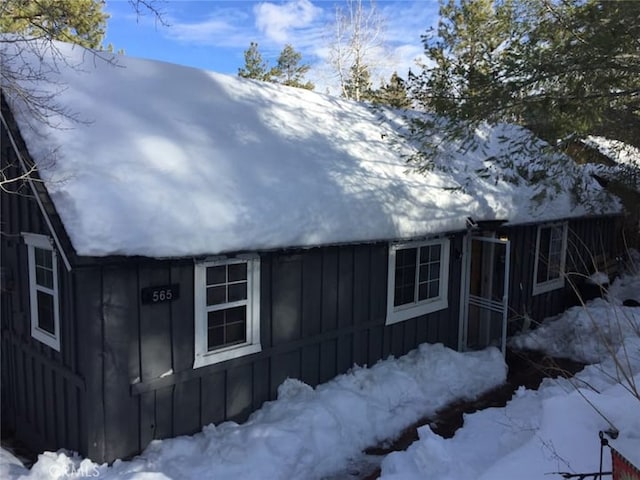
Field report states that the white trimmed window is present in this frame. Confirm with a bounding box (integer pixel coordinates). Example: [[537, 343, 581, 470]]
[[386, 238, 450, 325], [23, 233, 60, 351], [193, 255, 261, 368], [532, 222, 568, 295]]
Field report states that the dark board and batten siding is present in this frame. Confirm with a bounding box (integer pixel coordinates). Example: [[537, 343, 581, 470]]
[[503, 215, 622, 334], [0, 132, 84, 455], [77, 236, 464, 462], [504, 223, 568, 332]]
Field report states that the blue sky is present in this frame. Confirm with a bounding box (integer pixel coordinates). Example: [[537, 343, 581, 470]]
[[103, 0, 440, 93]]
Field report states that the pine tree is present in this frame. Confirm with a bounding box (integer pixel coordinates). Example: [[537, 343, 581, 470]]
[[0, 0, 164, 191], [410, 0, 519, 120], [238, 42, 273, 82], [410, 0, 640, 148], [405, 0, 640, 208], [0, 0, 109, 48], [343, 61, 373, 102], [272, 44, 314, 90], [372, 72, 411, 109], [238, 42, 314, 90]]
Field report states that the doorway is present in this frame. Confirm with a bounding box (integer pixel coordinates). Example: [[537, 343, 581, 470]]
[[460, 235, 510, 354]]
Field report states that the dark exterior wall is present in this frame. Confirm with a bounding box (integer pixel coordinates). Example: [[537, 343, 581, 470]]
[[566, 216, 622, 276], [0, 129, 85, 456], [503, 215, 622, 334], [75, 235, 464, 463], [5, 207, 620, 464]]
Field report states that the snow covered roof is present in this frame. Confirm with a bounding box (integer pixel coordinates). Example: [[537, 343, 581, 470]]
[[583, 136, 640, 166], [581, 136, 640, 193], [1, 40, 619, 258]]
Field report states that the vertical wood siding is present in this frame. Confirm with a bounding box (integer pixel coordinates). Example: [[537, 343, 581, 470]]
[[66, 235, 464, 462], [504, 217, 622, 334], [1, 129, 85, 456]]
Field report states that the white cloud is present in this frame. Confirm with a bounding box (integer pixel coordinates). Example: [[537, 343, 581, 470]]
[[254, 0, 323, 44], [170, 17, 236, 44], [388, 44, 427, 76], [114, 0, 436, 95], [160, 6, 258, 48]]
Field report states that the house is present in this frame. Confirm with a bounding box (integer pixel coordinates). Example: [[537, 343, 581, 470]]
[[576, 136, 640, 246], [0, 40, 624, 463]]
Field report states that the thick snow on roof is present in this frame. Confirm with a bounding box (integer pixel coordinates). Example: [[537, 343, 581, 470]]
[[2, 40, 618, 257], [582, 136, 640, 193], [584, 135, 640, 166]]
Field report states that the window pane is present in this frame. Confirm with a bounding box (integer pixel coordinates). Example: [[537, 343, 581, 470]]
[[206, 266, 226, 286], [429, 244, 441, 262], [37, 291, 55, 334], [540, 227, 551, 249], [226, 322, 246, 345], [394, 284, 415, 306], [418, 279, 441, 301], [396, 248, 417, 268], [206, 286, 226, 305], [548, 228, 563, 279], [548, 252, 561, 279], [36, 266, 54, 289], [429, 263, 440, 281], [538, 226, 564, 283], [207, 306, 247, 351], [207, 325, 225, 349], [228, 263, 247, 282], [397, 264, 414, 287], [418, 264, 428, 282], [228, 283, 247, 302], [418, 283, 428, 301], [394, 247, 418, 307], [394, 243, 446, 308], [208, 310, 225, 327], [429, 280, 440, 298], [537, 260, 549, 283], [35, 248, 52, 269], [226, 305, 246, 324], [537, 228, 550, 282], [34, 248, 54, 289]]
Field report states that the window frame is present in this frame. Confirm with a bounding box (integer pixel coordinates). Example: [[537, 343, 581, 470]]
[[386, 238, 450, 325], [193, 254, 261, 368], [23, 233, 61, 351], [532, 222, 569, 296]]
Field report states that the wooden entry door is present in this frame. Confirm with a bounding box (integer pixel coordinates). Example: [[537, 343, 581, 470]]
[[461, 235, 510, 354]]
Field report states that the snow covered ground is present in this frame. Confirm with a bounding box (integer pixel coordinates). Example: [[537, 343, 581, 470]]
[[2, 270, 639, 479], [381, 271, 640, 479]]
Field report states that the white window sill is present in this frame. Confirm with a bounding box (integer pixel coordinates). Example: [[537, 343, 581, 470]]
[[193, 342, 262, 369], [386, 297, 448, 325], [532, 278, 565, 296], [31, 326, 60, 351]]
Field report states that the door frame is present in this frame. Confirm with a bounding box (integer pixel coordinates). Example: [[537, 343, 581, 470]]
[[458, 234, 511, 354]]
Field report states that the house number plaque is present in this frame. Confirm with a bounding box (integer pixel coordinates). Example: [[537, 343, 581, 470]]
[[141, 284, 180, 304]]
